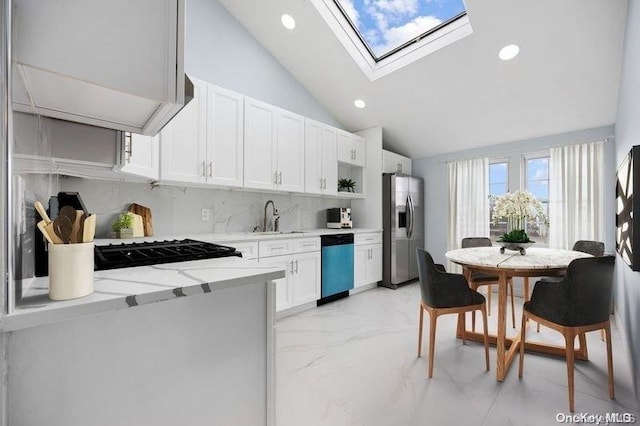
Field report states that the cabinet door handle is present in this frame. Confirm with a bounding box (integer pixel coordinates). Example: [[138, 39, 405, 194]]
[[290, 261, 294, 274], [278, 172, 283, 185], [208, 161, 213, 177], [319, 178, 323, 190], [274, 171, 279, 184], [322, 178, 326, 189], [201, 161, 206, 177], [295, 260, 299, 273], [398, 163, 402, 173], [353, 150, 357, 161], [123, 132, 132, 164]]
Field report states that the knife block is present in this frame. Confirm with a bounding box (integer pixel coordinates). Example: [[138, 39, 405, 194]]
[[48, 242, 94, 300]]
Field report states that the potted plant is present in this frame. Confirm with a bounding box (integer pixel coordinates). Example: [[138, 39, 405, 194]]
[[338, 178, 356, 193], [111, 212, 134, 239], [491, 190, 547, 255]]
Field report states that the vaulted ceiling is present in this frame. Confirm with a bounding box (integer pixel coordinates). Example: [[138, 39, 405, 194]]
[[218, 0, 628, 159]]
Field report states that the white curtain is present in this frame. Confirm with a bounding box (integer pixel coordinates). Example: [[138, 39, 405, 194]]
[[448, 158, 489, 269], [549, 141, 605, 249]]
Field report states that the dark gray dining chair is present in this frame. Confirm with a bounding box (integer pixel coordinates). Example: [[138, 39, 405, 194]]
[[519, 255, 615, 412], [536, 240, 606, 332], [416, 248, 489, 378], [461, 237, 515, 329]]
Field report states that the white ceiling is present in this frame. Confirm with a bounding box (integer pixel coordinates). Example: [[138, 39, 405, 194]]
[[217, 0, 628, 159]]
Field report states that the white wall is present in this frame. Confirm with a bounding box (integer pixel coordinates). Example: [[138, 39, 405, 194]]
[[614, 0, 640, 403], [185, 0, 342, 128]]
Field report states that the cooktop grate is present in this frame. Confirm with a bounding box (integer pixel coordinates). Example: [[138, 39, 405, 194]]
[[94, 239, 242, 270]]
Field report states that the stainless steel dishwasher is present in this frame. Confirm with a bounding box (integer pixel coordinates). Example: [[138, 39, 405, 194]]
[[318, 233, 354, 305]]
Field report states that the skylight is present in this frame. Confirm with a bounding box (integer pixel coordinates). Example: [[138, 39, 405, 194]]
[[311, 0, 473, 81], [333, 0, 466, 61]]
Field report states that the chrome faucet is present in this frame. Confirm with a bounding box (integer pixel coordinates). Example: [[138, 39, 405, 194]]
[[263, 200, 280, 232]]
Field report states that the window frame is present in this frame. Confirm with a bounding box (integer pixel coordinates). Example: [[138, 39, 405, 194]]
[[489, 158, 510, 242], [522, 152, 550, 247]]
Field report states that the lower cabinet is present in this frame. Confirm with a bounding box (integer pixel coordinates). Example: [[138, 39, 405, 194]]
[[292, 251, 321, 306], [354, 233, 383, 288], [271, 255, 295, 312], [259, 238, 321, 312]]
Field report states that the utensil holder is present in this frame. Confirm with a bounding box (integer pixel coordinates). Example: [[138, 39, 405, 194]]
[[48, 242, 94, 300]]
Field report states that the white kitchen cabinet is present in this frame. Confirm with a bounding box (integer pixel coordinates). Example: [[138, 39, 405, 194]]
[[206, 85, 244, 187], [337, 130, 365, 167], [305, 119, 337, 195], [12, 0, 188, 135], [224, 241, 259, 260], [383, 149, 412, 175], [244, 98, 304, 192], [292, 251, 321, 306], [160, 79, 207, 184], [262, 254, 295, 312], [244, 98, 278, 190], [160, 80, 243, 187], [354, 232, 383, 288], [117, 133, 160, 180], [259, 237, 321, 312], [277, 111, 305, 192]]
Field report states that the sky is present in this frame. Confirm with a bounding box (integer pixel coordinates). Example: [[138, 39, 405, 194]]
[[336, 0, 466, 58], [489, 159, 549, 201]]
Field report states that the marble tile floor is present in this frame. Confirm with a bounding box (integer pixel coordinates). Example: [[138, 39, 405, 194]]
[[276, 283, 640, 426]]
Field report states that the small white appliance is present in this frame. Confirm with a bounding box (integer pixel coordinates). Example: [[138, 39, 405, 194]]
[[326, 208, 352, 229]]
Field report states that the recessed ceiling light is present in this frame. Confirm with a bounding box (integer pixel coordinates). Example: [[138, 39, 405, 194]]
[[281, 14, 296, 30], [354, 99, 366, 108], [499, 44, 520, 61]]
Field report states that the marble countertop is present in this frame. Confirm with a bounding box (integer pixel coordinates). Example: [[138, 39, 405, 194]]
[[95, 228, 383, 245], [4, 257, 285, 332], [445, 247, 593, 270]]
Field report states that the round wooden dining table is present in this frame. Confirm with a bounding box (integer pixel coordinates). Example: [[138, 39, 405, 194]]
[[445, 246, 592, 382]]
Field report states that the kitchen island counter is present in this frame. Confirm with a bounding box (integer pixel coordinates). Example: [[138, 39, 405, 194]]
[[4, 256, 283, 426], [6, 257, 284, 332]]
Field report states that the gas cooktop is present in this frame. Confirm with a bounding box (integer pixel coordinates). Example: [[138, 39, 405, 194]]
[[94, 239, 242, 271]]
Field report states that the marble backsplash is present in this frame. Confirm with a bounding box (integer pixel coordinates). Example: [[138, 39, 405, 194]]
[[53, 177, 351, 238]]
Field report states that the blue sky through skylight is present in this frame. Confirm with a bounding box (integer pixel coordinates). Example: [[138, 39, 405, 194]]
[[334, 0, 466, 59]]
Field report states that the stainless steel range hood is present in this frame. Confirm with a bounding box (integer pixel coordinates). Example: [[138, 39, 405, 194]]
[[11, 0, 190, 136]]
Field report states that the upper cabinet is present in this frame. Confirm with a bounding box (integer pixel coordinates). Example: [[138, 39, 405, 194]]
[[159, 79, 243, 187], [337, 131, 365, 167], [12, 0, 190, 136], [244, 98, 304, 193], [382, 149, 412, 175], [117, 133, 159, 180], [304, 119, 337, 196]]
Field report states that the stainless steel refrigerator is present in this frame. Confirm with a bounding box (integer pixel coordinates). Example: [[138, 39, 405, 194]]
[[382, 173, 424, 289]]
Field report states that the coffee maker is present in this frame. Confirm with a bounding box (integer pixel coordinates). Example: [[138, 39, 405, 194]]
[[326, 208, 352, 229]]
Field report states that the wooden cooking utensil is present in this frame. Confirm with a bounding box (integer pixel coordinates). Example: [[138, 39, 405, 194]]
[[37, 220, 55, 244], [52, 216, 73, 244], [34, 201, 51, 223], [40, 220, 63, 244], [59, 205, 77, 223], [69, 209, 84, 243], [76, 212, 88, 244], [82, 214, 97, 243]]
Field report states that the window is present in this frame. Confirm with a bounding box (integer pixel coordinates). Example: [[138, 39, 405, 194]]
[[312, 0, 472, 81], [525, 156, 550, 245], [489, 161, 509, 241], [333, 0, 466, 61]]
